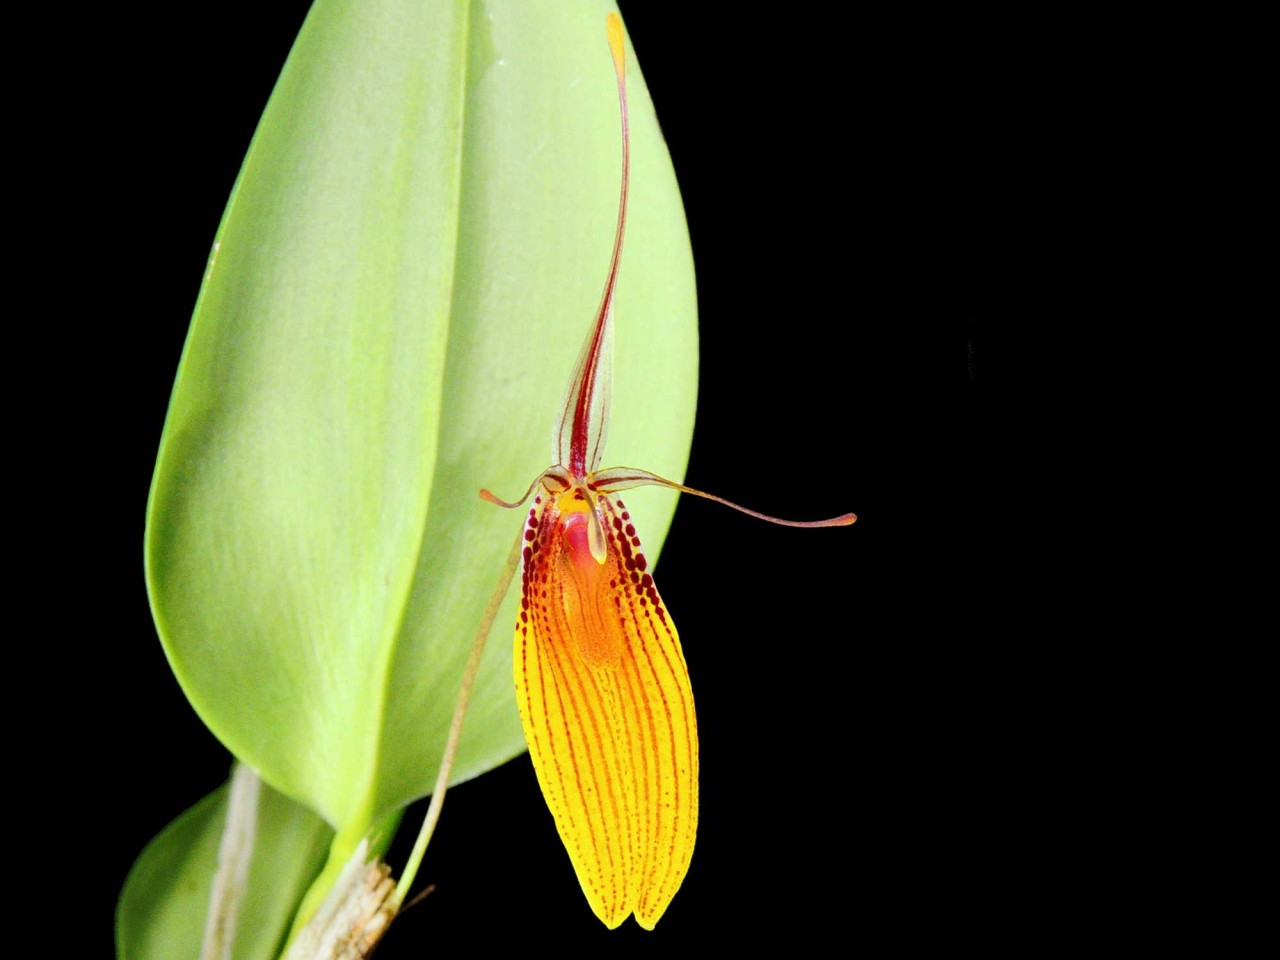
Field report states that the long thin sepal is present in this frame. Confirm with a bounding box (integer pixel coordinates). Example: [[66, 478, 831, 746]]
[[589, 466, 858, 527], [552, 12, 631, 479]]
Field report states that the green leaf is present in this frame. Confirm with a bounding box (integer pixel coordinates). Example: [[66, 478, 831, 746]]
[[146, 0, 697, 843], [116, 775, 332, 960]]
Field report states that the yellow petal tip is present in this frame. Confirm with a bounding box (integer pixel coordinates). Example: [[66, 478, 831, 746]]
[[606, 12, 625, 80]]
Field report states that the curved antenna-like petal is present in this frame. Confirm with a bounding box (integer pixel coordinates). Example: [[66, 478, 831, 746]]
[[590, 466, 858, 527]]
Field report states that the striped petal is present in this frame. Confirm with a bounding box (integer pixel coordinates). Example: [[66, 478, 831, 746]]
[[515, 483, 697, 929]]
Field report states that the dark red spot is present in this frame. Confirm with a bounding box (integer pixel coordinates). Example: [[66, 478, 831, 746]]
[[630, 572, 639, 584], [534, 496, 541, 504], [613, 517, 623, 531], [620, 509, 629, 519], [630, 537, 640, 548], [523, 546, 532, 563], [625, 558, 636, 571], [625, 523, 635, 537], [524, 529, 535, 541], [635, 553, 647, 571], [521, 597, 529, 610], [521, 611, 528, 623], [640, 573, 653, 589]]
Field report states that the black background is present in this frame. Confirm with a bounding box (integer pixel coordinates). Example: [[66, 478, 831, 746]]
[[58, 2, 1048, 955]]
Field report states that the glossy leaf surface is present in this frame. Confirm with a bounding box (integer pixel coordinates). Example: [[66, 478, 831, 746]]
[[146, 0, 697, 840]]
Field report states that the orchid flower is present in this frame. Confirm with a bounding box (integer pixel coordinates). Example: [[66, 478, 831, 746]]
[[481, 13, 856, 929]]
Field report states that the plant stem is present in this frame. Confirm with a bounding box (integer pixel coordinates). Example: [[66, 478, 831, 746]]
[[393, 530, 523, 903], [200, 762, 260, 960]]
